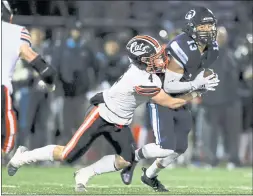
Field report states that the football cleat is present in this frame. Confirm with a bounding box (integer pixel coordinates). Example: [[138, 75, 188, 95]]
[[74, 183, 87, 192], [141, 167, 169, 192], [7, 146, 28, 176], [120, 161, 137, 185]]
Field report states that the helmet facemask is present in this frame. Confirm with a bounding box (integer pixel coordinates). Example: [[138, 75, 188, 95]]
[[195, 22, 217, 45], [141, 46, 168, 73]]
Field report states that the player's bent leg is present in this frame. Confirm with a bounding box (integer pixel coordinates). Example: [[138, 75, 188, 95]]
[[156, 151, 180, 170], [103, 126, 137, 185], [136, 143, 176, 160], [141, 150, 179, 192], [121, 105, 175, 185], [120, 143, 175, 185], [8, 104, 102, 177]]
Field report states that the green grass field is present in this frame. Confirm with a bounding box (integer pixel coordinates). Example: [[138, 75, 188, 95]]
[[1, 166, 252, 195]]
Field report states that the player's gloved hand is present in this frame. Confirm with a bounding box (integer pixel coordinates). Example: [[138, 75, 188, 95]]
[[201, 76, 219, 91], [190, 70, 219, 91], [193, 73, 220, 96], [29, 55, 57, 91]]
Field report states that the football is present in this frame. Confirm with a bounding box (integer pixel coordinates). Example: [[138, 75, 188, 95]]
[[203, 68, 215, 78]]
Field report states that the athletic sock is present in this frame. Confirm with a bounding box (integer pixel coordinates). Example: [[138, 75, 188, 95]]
[[21, 145, 56, 165], [146, 160, 162, 178], [89, 155, 117, 175]]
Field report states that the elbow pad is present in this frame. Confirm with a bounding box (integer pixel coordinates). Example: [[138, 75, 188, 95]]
[[29, 55, 56, 85]]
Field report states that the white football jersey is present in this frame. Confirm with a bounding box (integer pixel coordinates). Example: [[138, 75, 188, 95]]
[[99, 64, 162, 125], [1, 21, 32, 94]]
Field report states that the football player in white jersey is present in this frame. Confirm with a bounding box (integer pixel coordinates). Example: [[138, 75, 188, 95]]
[[1, 1, 56, 155], [7, 35, 199, 192]]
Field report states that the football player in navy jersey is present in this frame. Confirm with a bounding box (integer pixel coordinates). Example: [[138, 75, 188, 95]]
[[121, 7, 220, 192]]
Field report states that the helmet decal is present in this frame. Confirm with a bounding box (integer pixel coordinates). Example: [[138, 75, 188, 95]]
[[185, 10, 196, 20], [127, 41, 150, 56]]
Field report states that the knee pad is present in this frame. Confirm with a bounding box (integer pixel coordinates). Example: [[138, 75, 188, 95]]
[[115, 155, 131, 170], [142, 143, 176, 159], [157, 151, 180, 168]]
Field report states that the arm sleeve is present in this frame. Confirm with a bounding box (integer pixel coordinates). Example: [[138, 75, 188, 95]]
[[163, 69, 192, 93], [20, 27, 32, 47], [163, 81, 192, 93]]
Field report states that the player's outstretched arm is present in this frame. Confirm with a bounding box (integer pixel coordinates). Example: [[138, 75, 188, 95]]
[[151, 89, 187, 109], [19, 43, 56, 91]]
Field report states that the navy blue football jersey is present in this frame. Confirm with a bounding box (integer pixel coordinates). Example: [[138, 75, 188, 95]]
[[166, 32, 219, 81]]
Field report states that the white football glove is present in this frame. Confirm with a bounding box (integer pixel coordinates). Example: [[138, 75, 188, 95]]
[[190, 70, 219, 91], [190, 70, 217, 90], [201, 76, 220, 91]]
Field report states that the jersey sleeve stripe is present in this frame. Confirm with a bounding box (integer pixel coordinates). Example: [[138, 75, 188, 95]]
[[170, 41, 188, 65], [21, 38, 32, 47], [20, 27, 32, 46], [21, 34, 31, 40], [135, 35, 160, 48], [21, 31, 31, 36], [135, 86, 161, 96]]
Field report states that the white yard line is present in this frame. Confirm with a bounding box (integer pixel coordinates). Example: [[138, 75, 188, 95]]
[[231, 186, 253, 190], [2, 183, 252, 191], [2, 185, 18, 188], [2, 192, 17, 195]]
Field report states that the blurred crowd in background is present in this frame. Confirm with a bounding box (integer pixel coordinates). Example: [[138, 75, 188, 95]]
[[3, 1, 253, 169]]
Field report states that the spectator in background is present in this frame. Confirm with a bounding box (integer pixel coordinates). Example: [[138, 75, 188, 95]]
[[14, 28, 52, 150], [200, 26, 242, 169], [42, 28, 65, 146], [12, 59, 33, 149], [235, 34, 253, 165], [102, 38, 129, 85], [29, 28, 53, 150], [14, 28, 50, 148], [58, 22, 95, 146]]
